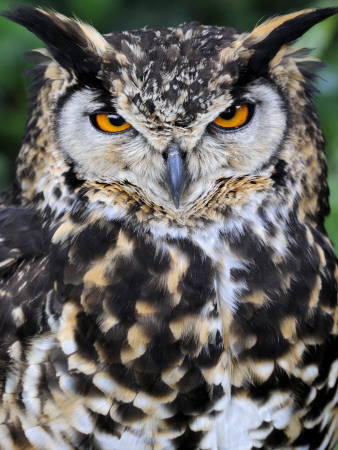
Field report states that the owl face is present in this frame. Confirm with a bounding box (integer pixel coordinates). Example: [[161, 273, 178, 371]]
[[4, 7, 336, 225], [58, 68, 286, 210], [55, 23, 289, 213]]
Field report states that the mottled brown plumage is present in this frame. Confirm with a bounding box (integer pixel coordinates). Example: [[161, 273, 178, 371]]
[[0, 6, 337, 449]]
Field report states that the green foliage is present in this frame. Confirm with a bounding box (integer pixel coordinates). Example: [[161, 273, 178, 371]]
[[0, 0, 337, 246]]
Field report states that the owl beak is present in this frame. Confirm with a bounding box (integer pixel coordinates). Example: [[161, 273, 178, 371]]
[[166, 144, 185, 209]]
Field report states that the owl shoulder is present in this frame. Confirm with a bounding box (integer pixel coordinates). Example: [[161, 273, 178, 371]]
[[0, 191, 47, 276]]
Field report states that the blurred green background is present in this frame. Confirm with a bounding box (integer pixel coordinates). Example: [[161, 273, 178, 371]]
[[0, 0, 337, 247]]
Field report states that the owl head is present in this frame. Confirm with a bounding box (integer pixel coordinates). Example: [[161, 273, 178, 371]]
[[3, 7, 337, 232]]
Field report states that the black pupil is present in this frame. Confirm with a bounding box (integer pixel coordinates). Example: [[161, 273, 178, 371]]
[[107, 114, 126, 127], [219, 105, 240, 120]]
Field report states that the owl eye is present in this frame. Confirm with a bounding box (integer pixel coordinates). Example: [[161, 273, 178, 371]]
[[91, 113, 131, 133], [212, 104, 254, 130]]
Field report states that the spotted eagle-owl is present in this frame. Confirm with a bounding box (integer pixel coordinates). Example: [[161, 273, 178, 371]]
[[0, 6, 337, 450]]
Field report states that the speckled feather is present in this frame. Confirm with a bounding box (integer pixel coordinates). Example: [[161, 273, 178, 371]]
[[0, 6, 337, 450]]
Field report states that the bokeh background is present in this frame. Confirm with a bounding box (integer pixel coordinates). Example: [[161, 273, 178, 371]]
[[0, 0, 337, 247]]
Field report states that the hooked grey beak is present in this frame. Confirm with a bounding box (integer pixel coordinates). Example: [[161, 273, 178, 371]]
[[166, 144, 185, 209]]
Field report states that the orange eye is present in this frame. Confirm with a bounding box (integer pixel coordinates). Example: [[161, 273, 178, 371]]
[[213, 104, 253, 130], [93, 113, 131, 133]]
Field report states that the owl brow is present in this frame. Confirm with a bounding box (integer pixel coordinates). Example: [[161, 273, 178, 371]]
[[227, 84, 251, 104], [91, 88, 117, 111], [235, 61, 272, 87], [230, 73, 275, 100]]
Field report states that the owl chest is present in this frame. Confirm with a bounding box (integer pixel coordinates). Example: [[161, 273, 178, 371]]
[[60, 227, 229, 392], [45, 220, 287, 448]]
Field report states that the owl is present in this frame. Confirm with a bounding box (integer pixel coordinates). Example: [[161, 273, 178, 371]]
[[0, 5, 337, 450]]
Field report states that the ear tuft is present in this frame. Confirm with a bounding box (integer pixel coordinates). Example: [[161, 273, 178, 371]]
[[245, 7, 337, 75], [2, 7, 107, 82]]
